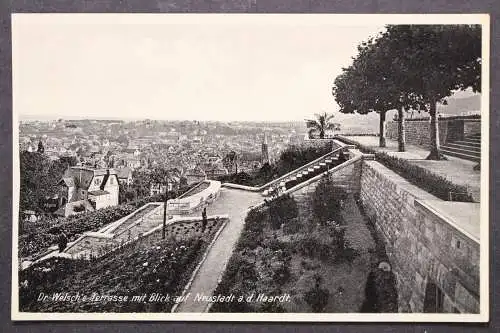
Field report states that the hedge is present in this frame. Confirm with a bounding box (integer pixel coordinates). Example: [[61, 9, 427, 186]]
[[335, 138, 474, 202]]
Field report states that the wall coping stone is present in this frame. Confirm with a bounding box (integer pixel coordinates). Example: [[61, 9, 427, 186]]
[[364, 161, 439, 201], [414, 199, 480, 244]]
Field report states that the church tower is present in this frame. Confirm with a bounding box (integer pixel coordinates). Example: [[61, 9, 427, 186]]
[[261, 133, 269, 165]]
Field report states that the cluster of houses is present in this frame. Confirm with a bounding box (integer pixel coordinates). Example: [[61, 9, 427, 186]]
[[23, 158, 227, 219], [19, 121, 293, 220]]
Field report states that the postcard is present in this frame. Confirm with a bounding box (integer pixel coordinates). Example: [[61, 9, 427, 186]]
[[11, 13, 489, 322]]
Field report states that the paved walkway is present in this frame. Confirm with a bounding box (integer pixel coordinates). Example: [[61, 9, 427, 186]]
[[174, 187, 263, 312], [344, 136, 481, 202]]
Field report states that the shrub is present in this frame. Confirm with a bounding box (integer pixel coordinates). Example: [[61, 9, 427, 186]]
[[272, 263, 291, 285], [210, 255, 257, 313], [304, 274, 330, 312], [295, 234, 332, 261], [244, 208, 266, 233], [312, 178, 348, 225], [266, 194, 299, 230], [283, 218, 301, 234], [294, 226, 346, 262], [276, 143, 332, 176], [235, 208, 266, 251], [236, 230, 262, 251]]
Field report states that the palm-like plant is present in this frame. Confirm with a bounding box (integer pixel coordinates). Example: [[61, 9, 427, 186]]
[[306, 112, 340, 139]]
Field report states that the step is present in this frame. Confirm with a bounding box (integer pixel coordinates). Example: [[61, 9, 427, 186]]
[[454, 140, 481, 148], [441, 148, 480, 162], [325, 159, 333, 163], [463, 137, 481, 143], [313, 165, 321, 170], [319, 162, 326, 167], [308, 168, 314, 172], [444, 142, 481, 153], [440, 145, 480, 157]]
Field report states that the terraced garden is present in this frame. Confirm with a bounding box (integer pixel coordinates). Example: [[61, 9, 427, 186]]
[[19, 217, 228, 312]]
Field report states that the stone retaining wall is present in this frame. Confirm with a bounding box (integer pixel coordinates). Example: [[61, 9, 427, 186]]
[[64, 216, 228, 260], [289, 158, 362, 221], [464, 120, 481, 137], [359, 160, 479, 313], [386, 119, 481, 148]]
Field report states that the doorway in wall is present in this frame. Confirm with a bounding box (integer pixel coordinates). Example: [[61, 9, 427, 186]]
[[423, 279, 445, 312]]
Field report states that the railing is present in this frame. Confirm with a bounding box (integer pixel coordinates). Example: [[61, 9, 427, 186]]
[[223, 140, 351, 192]]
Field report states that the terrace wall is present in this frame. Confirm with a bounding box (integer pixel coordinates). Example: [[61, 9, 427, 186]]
[[359, 160, 480, 313], [288, 157, 363, 220], [386, 118, 481, 148]]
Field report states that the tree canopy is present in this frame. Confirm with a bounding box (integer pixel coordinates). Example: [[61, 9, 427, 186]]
[[332, 24, 481, 157], [20, 152, 69, 212], [305, 112, 340, 139]]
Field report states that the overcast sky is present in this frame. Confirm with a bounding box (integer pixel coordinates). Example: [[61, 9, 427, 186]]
[[12, 14, 485, 122], [12, 14, 389, 121]]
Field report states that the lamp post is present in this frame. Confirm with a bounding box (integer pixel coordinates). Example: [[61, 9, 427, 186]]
[[162, 182, 169, 239]]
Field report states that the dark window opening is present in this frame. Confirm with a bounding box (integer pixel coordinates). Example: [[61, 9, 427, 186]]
[[424, 280, 445, 313]]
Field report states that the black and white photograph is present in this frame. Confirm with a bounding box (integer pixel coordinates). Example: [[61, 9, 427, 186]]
[[11, 13, 489, 321]]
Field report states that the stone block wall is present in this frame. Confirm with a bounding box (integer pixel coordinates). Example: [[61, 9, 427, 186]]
[[464, 120, 481, 137], [360, 160, 480, 313], [386, 120, 448, 148], [293, 139, 341, 151], [386, 118, 481, 148], [289, 159, 362, 223]]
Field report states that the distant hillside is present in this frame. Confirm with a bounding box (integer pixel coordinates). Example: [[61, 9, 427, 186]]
[[438, 94, 481, 115]]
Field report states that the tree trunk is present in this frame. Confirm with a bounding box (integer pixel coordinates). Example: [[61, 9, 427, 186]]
[[398, 106, 406, 152], [379, 111, 387, 148], [426, 100, 446, 160], [320, 129, 325, 139]]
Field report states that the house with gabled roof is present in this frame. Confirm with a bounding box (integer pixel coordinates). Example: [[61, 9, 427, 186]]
[[56, 166, 119, 217], [117, 166, 133, 186]]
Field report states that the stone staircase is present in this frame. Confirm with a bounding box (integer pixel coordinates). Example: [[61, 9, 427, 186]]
[[441, 133, 481, 162], [262, 152, 347, 196]]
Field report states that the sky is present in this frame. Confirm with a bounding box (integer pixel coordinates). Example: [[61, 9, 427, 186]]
[[12, 14, 391, 122]]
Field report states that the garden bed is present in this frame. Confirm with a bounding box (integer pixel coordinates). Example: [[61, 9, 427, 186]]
[[210, 179, 393, 313], [108, 203, 160, 234], [18, 217, 226, 312], [19, 195, 165, 259]]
